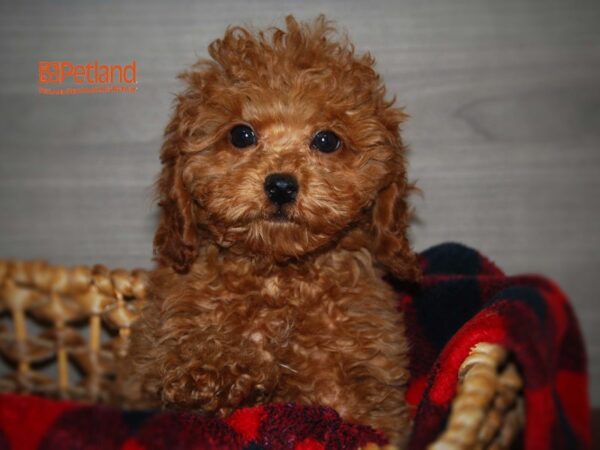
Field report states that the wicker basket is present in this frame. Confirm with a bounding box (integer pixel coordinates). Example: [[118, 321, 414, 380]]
[[0, 259, 524, 449]]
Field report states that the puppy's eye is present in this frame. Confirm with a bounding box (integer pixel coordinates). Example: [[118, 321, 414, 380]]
[[230, 125, 257, 148], [311, 130, 341, 153]]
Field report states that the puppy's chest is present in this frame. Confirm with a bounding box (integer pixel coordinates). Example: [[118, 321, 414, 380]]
[[193, 267, 391, 343], [166, 252, 397, 353], [213, 273, 339, 319]]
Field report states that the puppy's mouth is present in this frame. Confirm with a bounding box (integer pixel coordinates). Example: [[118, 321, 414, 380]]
[[262, 205, 298, 224], [268, 207, 292, 222]]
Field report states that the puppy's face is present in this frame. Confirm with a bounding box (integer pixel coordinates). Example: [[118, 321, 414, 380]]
[[182, 83, 400, 258], [156, 17, 417, 277]]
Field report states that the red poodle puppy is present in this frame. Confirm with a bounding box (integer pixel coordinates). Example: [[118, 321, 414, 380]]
[[130, 15, 421, 446]]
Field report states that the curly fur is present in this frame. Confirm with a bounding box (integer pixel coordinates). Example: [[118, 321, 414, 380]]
[[129, 15, 421, 446]]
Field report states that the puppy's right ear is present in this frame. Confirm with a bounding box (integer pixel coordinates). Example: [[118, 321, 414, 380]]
[[153, 66, 227, 272], [153, 125, 199, 274]]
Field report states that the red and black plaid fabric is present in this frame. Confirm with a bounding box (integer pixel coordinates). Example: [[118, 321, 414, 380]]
[[0, 243, 590, 449], [402, 243, 590, 450]]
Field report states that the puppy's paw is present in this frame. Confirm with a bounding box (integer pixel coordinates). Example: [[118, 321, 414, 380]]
[[161, 361, 272, 417]]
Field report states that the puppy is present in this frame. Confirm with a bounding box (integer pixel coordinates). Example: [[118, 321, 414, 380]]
[[129, 15, 421, 446]]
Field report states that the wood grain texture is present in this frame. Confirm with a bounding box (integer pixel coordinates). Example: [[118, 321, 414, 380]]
[[0, 0, 599, 405]]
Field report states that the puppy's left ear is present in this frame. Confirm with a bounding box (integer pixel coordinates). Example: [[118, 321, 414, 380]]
[[370, 174, 421, 283]]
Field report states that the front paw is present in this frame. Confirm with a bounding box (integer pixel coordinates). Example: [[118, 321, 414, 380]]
[[161, 361, 271, 417]]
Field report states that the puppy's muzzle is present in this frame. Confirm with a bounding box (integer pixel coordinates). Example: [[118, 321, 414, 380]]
[[264, 173, 298, 205]]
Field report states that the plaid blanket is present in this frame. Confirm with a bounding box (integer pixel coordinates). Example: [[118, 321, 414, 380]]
[[0, 243, 590, 450], [403, 243, 590, 450]]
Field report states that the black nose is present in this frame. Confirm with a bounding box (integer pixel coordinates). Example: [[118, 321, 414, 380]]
[[264, 173, 298, 205]]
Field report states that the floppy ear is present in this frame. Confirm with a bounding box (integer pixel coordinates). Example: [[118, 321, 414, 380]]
[[153, 129, 199, 274], [370, 174, 421, 283]]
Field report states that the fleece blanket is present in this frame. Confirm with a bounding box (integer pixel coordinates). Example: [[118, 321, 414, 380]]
[[0, 243, 590, 450]]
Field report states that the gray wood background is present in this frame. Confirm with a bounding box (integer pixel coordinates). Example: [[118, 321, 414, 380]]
[[1, 0, 599, 405]]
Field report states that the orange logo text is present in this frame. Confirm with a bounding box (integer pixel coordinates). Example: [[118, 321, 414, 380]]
[[38, 60, 137, 95]]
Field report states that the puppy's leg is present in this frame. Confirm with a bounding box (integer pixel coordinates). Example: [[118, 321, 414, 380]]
[[318, 336, 410, 446], [278, 286, 411, 447], [130, 296, 280, 417]]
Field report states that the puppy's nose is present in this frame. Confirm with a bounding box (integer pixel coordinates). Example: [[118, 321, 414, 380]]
[[264, 173, 298, 205]]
